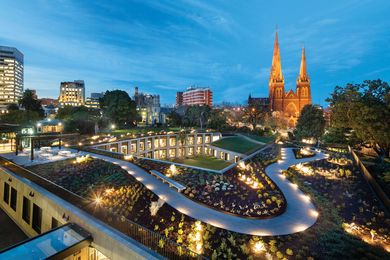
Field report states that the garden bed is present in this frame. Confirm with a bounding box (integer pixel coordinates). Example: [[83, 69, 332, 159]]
[[292, 148, 316, 159], [278, 153, 390, 259]]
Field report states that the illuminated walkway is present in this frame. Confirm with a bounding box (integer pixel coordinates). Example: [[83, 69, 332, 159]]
[[87, 148, 326, 236]]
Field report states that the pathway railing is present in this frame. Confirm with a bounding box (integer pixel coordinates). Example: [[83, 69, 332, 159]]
[[349, 147, 390, 212], [0, 156, 205, 260]]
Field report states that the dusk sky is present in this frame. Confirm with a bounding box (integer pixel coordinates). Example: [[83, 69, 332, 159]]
[[1, 0, 389, 105]]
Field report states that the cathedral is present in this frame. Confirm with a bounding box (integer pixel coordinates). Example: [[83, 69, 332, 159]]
[[268, 31, 312, 127]]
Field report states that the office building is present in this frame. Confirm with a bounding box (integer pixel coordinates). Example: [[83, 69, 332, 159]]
[[58, 80, 85, 107], [0, 46, 24, 112], [85, 92, 103, 109], [176, 87, 212, 107]]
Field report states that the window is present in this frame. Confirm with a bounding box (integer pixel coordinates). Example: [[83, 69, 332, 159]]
[[10, 187, 17, 211], [22, 196, 31, 224], [32, 203, 42, 234], [3, 182, 9, 204], [51, 217, 59, 229]]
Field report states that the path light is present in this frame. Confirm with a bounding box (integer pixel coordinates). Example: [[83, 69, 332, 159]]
[[290, 183, 298, 189], [170, 164, 177, 176], [310, 209, 319, 217], [253, 241, 265, 253], [301, 194, 311, 202], [124, 155, 133, 161], [94, 196, 102, 205], [238, 161, 246, 170]]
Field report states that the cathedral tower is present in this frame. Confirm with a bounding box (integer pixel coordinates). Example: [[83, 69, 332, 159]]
[[269, 31, 285, 112], [296, 47, 312, 111]]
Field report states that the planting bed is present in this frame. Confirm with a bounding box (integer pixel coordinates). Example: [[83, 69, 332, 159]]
[[292, 148, 316, 159]]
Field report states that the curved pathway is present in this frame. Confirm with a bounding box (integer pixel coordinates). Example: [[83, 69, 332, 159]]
[[87, 148, 327, 236]]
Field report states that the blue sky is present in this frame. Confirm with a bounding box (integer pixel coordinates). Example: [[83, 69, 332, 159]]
[[1, 0, 389, 106]]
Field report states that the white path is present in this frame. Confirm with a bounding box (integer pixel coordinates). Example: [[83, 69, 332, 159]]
[[88, 148, 327, 236]]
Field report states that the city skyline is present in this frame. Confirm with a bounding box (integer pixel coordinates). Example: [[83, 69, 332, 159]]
[[1, 0, 389, 105]]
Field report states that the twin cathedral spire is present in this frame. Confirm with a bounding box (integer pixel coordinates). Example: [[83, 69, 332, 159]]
[[268, 31, 312, 126]]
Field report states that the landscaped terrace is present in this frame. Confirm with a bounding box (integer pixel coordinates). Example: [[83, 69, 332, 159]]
[[210, 136, 264, 154]]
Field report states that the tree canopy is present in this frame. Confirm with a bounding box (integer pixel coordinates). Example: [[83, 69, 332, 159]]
[[57, 106, 101, 134], [99, 90, 138, 128], [326, 79, 390, 158], [295, 104, 326, 142], [19, 89, 44, 117]]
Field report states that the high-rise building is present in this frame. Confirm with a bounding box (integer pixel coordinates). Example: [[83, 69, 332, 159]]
[[176, 87, 212, 107], [58, 80, 85, 107], [0, 46, 24, 112]]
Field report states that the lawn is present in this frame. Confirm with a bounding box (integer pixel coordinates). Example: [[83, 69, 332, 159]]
[[242, 134, 274, 143], [171, 155, 232, 170], [211, 136, 263, 154]]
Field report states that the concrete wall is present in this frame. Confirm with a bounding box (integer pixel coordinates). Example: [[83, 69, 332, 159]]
[[0, 168, 161, 260]]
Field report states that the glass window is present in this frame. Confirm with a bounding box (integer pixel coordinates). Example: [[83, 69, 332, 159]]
[[3, 182, 9, 204], [10, 187, 17, 211], [22, 196, 31, 224], [32, 203, 42, 234]]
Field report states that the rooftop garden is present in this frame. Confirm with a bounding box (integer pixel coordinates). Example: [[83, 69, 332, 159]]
[[278, 153, 390, 258], [169, 155, 232, 170], [241, 133, 275, 143], [23, 145, 390, 259], [211, 136, 264, 154]]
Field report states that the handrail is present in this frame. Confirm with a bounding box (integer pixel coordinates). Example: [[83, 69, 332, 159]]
[[349, 147, 390, 212], [0, 156, 205, 259]]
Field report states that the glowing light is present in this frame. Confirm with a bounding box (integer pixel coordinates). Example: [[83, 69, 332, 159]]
[[124, 155, 134, 161], [121, 165, 128, 170], [111, 124, 116, 129], [293, 224, 307, 232], [78, 142, 82, 146], [253, 241, 266, 253], [94, 196, 102, 205], [195, 221, 202, 232], [310, 209, 319, 217], [169, 164, 178, 176], [146, 184, 154, 190], [301, 194, 311, 202], [238, 161, 246, 170], [136, 177, 143, 181], [290, 183, 298, 189]]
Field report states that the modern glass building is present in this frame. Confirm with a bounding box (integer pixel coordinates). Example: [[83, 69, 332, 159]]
[[0, 46, 24, 113]]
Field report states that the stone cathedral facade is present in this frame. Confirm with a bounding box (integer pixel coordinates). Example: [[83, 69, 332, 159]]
[[268, 32, 312, 127]]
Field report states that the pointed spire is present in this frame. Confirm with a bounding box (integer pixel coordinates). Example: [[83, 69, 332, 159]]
[[298, 46, 309, 82], [270, 30, 284, 83]]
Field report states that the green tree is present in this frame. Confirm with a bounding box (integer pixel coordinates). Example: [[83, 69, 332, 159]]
[[326, 79, 390, 158], [295, 104, 325, 142], [183, 105, 211, 127], [0, 110, 40, 126], [7, 103, 19, 111], [167, 111, 182, 126], [99, 90, 137, 128], [207, 109, 227, 130], [57, 106, 101, 134], [19, 89, 44, 117], [243, 106, 266, 130]]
